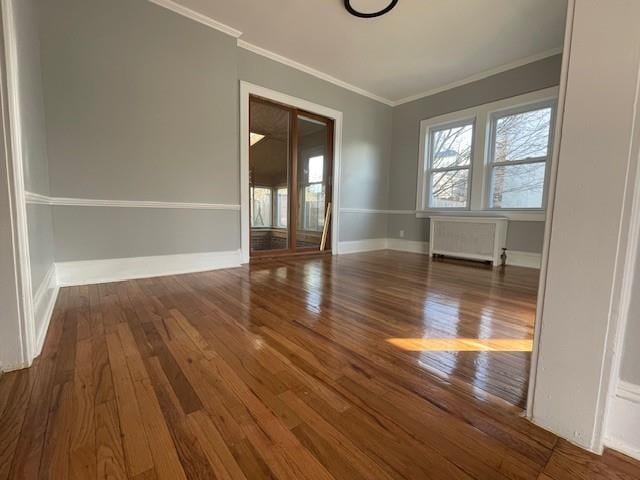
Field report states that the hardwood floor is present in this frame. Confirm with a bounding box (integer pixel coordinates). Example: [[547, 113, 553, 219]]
[[1, 250, 639, 479]]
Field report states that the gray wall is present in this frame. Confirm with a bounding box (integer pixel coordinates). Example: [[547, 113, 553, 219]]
[[388, 55, 563, 251], [13, 0, 54, 293], [35, 0, 393, 262]]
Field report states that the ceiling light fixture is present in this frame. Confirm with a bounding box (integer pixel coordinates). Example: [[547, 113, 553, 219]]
[[344, 0, 398, 18]]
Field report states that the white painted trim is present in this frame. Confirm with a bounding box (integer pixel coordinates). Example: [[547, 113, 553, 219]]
[[602, 9, 640, 456], [604, 381, 640, 461], [340, 208, 416, 215], [237, 40, 394, 107], [340, 207, 545, 221], [56, 250, 242, 287], [147, 0, 242, 38], [387, 238, 430, 254], [24, 191, 240, 210], [393, 48, 563, 106], [240, 81, 343, 264], [506, 250, 542, 269], [2, 0, 36, 366], [339, 237, 541, 268], [527, 1, 575, 420], [337, 238, 388, 254], [416, 210, 545, 222], [32, 264, 58, 357]]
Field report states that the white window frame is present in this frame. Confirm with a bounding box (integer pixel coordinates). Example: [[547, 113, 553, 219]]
[[485, 99, 557, 212], [424, 117, 475, 211], [416, 87, 559, 222]]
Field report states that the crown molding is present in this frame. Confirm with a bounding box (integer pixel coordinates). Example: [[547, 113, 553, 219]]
[[237, 40, 395, 107], [147, 0, 562, 108], [392, 47, 563, 106], [147, 0, 242, 38]]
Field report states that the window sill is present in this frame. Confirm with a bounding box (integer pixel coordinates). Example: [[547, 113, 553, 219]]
[[416, 210, 546, 222]]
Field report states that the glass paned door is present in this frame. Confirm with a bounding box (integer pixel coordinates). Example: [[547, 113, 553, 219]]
[[295, 114, 332, 250], [249, 97, 291, 253]]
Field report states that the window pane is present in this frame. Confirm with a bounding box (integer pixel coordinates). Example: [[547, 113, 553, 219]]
[[491, 163, 546, 208], [430, 169, 469, 208], [251, 187, 272, 227], [494, 107, 552, 162], [275, 187, 288, 227], [302, 183, 325, 232], [308, 156, 324, 183], [431, 123, 473, 169]]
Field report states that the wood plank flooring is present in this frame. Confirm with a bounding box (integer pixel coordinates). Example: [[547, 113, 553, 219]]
[[1, 250, 639, 479]]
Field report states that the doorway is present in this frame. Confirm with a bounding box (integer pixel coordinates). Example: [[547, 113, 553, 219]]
[[248, 95, 334, 259]]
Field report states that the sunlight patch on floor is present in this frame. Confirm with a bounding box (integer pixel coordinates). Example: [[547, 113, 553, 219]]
[[386, 338, 533, 352]]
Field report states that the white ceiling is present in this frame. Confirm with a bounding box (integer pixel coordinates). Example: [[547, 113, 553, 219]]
[[162, 0, 567, 105]]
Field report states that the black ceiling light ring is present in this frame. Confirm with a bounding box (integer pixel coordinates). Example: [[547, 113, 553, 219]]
[[344, 0, 399, 18]]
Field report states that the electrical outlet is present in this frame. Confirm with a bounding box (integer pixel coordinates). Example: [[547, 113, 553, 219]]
[[399, 230, 405, 238]]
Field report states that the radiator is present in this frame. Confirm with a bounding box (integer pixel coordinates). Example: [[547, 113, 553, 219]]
[[429, 216, 508, 266]]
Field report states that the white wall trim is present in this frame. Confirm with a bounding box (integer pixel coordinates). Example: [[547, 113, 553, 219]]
[[506, 250, 542, 269], [340, 207, 416, 215], [147, 0, 242, 38], [338, 238, 541, 268], [386, 238, 430, 254], [24, 191, 240, 210], [393, 48, 563, 106], [2, 0, 36, 366], [339, 207, 545, 222], [240, 81, 343, 264], [56, 250, 242, 287], [32, 264, 58, 358], [337, 238, 389, 255], [604, 381, 640, 461]]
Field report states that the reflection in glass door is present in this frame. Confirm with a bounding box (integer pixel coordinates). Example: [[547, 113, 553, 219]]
[[249, 96, 334, 258], [249, 97, 291, 253]]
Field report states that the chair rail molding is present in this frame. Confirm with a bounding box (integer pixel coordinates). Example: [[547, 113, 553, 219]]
[[24, 192, 240, 210]]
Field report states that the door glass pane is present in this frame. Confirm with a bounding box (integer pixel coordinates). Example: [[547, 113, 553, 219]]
[[249, 98, 290, 252], [297, 115, 330, 249]]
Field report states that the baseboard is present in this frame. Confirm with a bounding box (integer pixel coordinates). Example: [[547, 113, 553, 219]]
[[338, 239, 541, 268], [56, 249, 243, 286], [337, 238, 389, 254], [386, 238, 430, 254], [32, 264, 59, 357], [605, 381, 640, 460], [506, 250, 542, 269]]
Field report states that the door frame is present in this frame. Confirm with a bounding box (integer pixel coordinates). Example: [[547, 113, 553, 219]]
[[240, 81, 343, 264]]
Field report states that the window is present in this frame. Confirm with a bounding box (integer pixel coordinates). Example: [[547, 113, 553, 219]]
[[488, 104, 553, 209], [416, 87, 557, 220], [426, 121, 474, 209], [308, 155, 324, 183], [275, 187, 288, 227], [251, 187, 272, 227], [300, 155, 326, 232]]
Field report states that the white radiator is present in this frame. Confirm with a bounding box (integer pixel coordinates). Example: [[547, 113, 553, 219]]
[[429, 216, 508, 266]]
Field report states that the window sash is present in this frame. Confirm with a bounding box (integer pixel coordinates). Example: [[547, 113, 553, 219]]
[[486, 101, 555, 210], [425, 119, 475, 210]]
